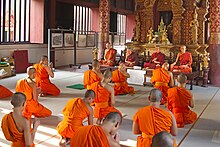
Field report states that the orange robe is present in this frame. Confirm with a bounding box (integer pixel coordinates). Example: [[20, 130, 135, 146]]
[[101, 48, 117, 66], [173, 52, 192, 73], [90, 81, 121, 119], [133, 106, 173, 147], [16, 79, 52, 119], [1, 112, 35, 147], [150, 68, 170, 104], [167, 87, 197, 128], [56, 98, 90, 138], [83, 70, 101, 89], [70, 125, 110, 147], [112, 70, 134, 95], [0, 85, 13, 99], [34, 63, 60, 96]]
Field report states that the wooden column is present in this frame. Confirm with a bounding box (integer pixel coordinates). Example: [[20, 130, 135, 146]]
[[98, 0, 110, 59], [209, 0, 220, 86]]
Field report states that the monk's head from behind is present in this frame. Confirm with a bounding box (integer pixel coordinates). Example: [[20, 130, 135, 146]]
[[103, 70, 112, 82], [40, 55, 48, 65], [84, 90, 96, 104], [92, 59, 100, 70], [27, 66, 36, 79], [151, 131, 174, 147], [148, 88, 162, 103], [11, 92, 26, 109], [162, 62, 169, 71], [103, 112, 122, 134], [177, 74, 187, 85]]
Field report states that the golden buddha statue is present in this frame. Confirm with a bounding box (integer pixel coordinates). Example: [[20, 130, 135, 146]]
[[147, 27, 154, 43], [190, 11, 199, 44]]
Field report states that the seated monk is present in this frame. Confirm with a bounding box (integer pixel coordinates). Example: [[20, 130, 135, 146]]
[[132, 89, 177, 147], [84, 59, 103, 89], [90, 70, 121, 124], [144, 46, 165, 69], [34, 55, 60, 96], [167, 74, 197, 128], [56, 90, 95, 146], [101, 42, 117, 66], [124, 49, 139, 67], [112, 62, 134, 95], [16, 66, 52, 119], [70, 112, 121, 147], [150, 63, 174, 105], [151, 131, 177, 147], [1, 92, 40, 147], [170, 45, 193, 73]]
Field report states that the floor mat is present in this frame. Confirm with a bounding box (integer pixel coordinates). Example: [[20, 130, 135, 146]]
[[66, 84, 85, 90]]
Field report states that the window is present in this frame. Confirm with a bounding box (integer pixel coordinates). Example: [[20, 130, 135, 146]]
[[0, 0, 30, 43], [117, 14, 126, 34]]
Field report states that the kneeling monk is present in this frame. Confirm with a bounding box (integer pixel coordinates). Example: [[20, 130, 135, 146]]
[[112, 63, 134, 95], [90, 70, 121, 124], [16, 66, 52, 119], [167, 74, 197, 128], [56, 90, 95, 145], [34, 56, 60, 96], [1, 92, 39, 147]]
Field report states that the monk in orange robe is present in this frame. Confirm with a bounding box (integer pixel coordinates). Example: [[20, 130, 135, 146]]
[[70, 112, 121, 147], [90, 70, 121, 124], [34, 56, 60, 96], [133, 89, 177, 147], [150, 62, 174, 104], [84, 59, 103, 89], [16, 66, 52, 119], [56, 90, 95, 146], [124, 49, 139, 67], [0, 85, 13, 99], [1, 92, 39, 147], [151, 131, 177, 147], [167, 74, 197, 128], [171, 45, 193, 73], [144, 46, 165, 69], [112, 63, 134, 95], [101, 42, 117, 66]]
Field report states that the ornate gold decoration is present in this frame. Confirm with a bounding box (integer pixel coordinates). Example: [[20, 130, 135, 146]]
[[210, 33, 220, 44], [157, 0, 172, 11], [92, 48, 99, 60], [190, 11, 199, 44], [201, 50, 210, 69]]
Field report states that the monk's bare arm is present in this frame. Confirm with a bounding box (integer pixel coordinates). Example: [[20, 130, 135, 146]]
[[168, 111, 178, 136], [87, 106, 93, 125], [169, 72, 174, 87], [120, 70, 130, 78], [132, 122, 141, 134], [105, 84, 115, 106], [44, 65, 54, 78], [188, 91, 194, 108], [23, 119, 33, 147], [173, 53, 180, 65]]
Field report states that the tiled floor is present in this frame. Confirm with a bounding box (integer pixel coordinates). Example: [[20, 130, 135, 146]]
[[0, 65, 220, 147]]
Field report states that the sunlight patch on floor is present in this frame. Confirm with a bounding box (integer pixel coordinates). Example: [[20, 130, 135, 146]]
[[120, 139, 137, 147]]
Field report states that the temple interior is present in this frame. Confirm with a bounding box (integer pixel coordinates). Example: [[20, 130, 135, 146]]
[[1, 0, 220, 147]]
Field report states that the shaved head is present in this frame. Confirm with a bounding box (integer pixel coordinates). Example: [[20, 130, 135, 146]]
[[104, 112, 122, 125], [92, 59, 100, 68], [149, 88, 162, 102], [40, 55, 48, 62], [11, 92, 26, 108], [162, 62, 169, 70], [151, 131, 174, 147], [103, 70, 112, 79], [27, 66, 36, 75], [84, 90, 96, 99], [177, 74, 187, 84]]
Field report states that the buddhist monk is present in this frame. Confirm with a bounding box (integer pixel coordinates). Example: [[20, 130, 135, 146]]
[[144, 46, 165, 69], [16, 66, 52, 119], [1, 92, 40, 147], [34, 55, 60, 96], [151, 131, 177, 147], [70, 112, 122, 147], [150, 62, 174, 105], [170, 45, 193, 73], [56, 90, 95, 146], [101, 42, 117, 66], [112, 62, 134, 95], [133, 88, 177, 147], [167, 74, 197, 128], [90, 70, 121, 124], [84, 59, 103, 89], [124, 49, 139, 67]]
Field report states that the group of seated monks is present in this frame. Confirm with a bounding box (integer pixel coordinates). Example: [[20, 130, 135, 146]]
[[0, 52, 197, 147]]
